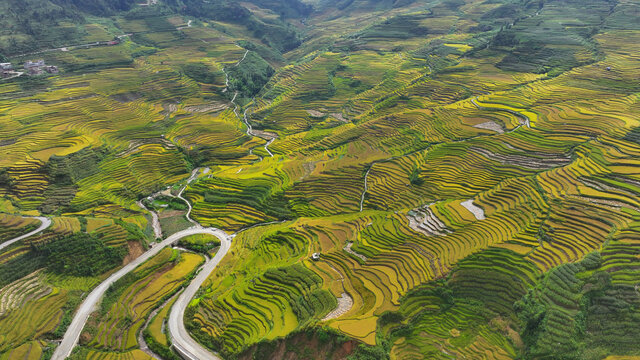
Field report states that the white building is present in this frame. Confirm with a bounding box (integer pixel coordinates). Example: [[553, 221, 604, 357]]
[[24, 60, 45, 69]]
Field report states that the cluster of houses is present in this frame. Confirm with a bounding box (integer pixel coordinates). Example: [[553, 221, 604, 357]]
[[23, 60, 58, 75], [1, 60, 59, 79]]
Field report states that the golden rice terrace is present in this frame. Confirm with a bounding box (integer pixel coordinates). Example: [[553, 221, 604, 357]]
[[0, 0, 639, 359]]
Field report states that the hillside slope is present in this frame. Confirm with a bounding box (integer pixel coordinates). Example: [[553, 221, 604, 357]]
[[0, 0, 640, 359]]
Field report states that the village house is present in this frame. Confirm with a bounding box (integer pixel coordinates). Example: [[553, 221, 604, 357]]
[[0, 63, 12, 71], [28, 67, 43, 75], [24, 60, 45, 69], [44, 65, 59, 74], [21, 60, 59, 76]]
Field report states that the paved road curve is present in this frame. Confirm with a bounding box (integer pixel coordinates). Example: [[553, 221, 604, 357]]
[[168, 229, 232, 360], [51, 227, 228, 360], [0, 216, 51, 252]]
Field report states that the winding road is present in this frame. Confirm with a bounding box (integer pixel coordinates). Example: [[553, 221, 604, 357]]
[[168, 229, 232, 360], [239, 107, 276, 159], [0, 216, 51, 252], [49, 47, 277, 360], [51, 166, 232, 360], [178, 168, 201, 226], [50, 227, 229, 360]]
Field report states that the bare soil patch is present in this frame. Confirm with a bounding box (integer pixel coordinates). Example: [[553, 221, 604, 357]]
[[122, 240, 144, 265]]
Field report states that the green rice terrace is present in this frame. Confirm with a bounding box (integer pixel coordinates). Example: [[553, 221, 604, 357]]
[[0, 0, 640, 359]]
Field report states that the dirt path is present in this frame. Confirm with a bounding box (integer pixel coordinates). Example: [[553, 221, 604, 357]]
[[223, 49, 277, 159], [137, 292, 180, 360], [137, 201, 162, 239], [344, 242, 367, 262], [359, 166, 373, 211], [0, 71, 24, 81], [460, 199, 486, 220], [177, 168, 202, 226], [177, 19, 192, 30], [322, 293, 353, 321], [13, 40, 121, 58]]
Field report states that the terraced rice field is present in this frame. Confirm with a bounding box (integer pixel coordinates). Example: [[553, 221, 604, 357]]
[[1, 0, 640, 359], [178, 2, 640, 358], [77, 350, 153, 360], [0, 272, 68, 354], [0, 341, 46, 360], [145, 294, 178, 348], [0, 214, 39, 243], [83, 248, 204, 351]]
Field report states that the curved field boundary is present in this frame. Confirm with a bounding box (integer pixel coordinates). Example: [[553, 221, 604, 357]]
[[0, 216, 51, 252], [50, 227, 229, 360], [471, 97, 534, 128], [168, 229, 232, 360], [359, 95, 532, 212]]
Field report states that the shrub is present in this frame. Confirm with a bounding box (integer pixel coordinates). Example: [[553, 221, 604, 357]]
[[226, 51, 275, 97], [182, 63, 222, 84]]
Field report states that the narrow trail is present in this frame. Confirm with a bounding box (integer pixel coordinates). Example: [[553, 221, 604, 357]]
[[358, 152, 420, 213], [322, 265, 354, 321], [0, 71, 24, 81], [236, 49, 249, 65], [139, 166, 206, 235], [0, 216, 51, 252], [137, 201, 162, 239], [138, 292, 168, 360], [359, 166, 372, 212], [224, 49, 276, 160], [239, 107, 276, 159], [177, 19, 193, 30], [137, 167, 204, 239], [13, 39, 123, 58], [177, 168, 202, 226]]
